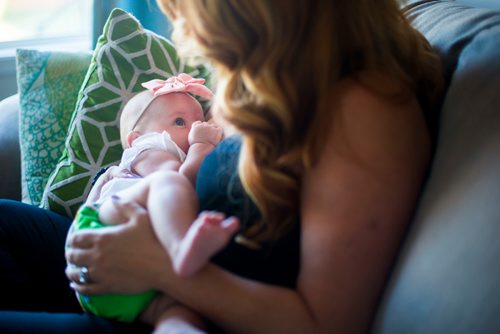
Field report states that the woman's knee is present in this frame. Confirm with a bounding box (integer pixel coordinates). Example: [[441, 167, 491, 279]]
[[0, 200, 32, 233], [0, 199, 25, 218], [0, 199, 71, 240]]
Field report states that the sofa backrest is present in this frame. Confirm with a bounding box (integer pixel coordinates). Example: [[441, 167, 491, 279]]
[[373, 1, 500, 333], [0, 94, 21, 200]]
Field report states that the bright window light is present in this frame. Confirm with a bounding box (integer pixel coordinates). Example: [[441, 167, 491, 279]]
[[0, 0, 92, 52]]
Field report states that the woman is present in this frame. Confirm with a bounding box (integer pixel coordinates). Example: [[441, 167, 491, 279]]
[[0, 0, 442, 333]]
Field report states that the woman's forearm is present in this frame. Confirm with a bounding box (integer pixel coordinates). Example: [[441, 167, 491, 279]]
[[156, 264, 319, 334]]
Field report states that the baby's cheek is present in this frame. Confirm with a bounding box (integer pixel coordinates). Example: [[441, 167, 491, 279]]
[[180, 132, 191, 152]]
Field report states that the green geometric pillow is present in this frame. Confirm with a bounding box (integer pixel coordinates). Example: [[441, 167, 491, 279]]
[[41, 8, 211, 217], [16, 49, 92, 205]]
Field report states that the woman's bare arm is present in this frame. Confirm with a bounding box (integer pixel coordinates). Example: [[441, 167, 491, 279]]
[[153, 78, 431, 333], [67, 77, 431, 333], [296, 78, 431, 332]]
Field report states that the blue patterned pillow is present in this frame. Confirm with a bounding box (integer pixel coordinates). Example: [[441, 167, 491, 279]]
[[16, 49, 91, 205]]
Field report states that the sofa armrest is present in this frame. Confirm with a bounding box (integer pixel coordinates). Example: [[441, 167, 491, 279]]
[[374, 2, 500, 333], [0, 94, 21, 200]]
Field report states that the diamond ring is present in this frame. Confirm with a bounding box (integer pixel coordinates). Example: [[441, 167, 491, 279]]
[[79, 266, 91, 285]]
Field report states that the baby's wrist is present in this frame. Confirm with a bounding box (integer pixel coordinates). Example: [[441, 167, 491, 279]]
[[189, 140, 217, 148]]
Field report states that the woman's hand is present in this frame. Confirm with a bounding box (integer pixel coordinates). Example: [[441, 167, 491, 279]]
[[65, 198, 173, 295]]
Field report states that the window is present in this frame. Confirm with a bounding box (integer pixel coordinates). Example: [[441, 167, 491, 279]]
[[0, 0, 93, 56]]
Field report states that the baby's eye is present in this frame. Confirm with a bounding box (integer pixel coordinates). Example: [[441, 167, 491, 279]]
[[174, 118, 185, 126]]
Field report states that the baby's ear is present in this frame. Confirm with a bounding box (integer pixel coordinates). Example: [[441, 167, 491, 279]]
[[126, 131, 141, 148]]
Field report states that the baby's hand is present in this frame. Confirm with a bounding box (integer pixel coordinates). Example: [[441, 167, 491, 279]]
[[188, 121, 223, 147]]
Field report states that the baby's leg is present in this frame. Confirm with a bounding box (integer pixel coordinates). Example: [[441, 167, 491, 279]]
[[146, 172, 239, 277], [98, 180, 150, 225], [154, 305, 208, 334], [175, 211, 239, 277], [99, 171, 239, 276], [140, 295, 206, 334], [98, 198, 128, 225]]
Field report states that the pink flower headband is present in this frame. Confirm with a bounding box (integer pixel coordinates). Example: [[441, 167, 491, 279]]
[[129, 73, 213, 131], [141, 73, 213, 100]]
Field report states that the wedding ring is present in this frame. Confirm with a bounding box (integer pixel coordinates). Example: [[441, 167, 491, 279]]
[[79, 266, 91, 284]]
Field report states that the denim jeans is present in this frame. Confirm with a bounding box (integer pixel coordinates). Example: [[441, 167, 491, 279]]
[[0, 199, 150, 333]]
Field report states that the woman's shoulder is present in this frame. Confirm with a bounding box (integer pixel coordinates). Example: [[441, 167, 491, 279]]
[[322, 71, 431, 173], [329, 71, 423, 132], [332, 71, 416, 110]]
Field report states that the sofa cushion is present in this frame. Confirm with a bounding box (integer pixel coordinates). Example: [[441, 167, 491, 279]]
[[374, 1, 500, 333], [16, 49, 91, 205], [0, 94, 21, 200], [40, 8, 211, 217]]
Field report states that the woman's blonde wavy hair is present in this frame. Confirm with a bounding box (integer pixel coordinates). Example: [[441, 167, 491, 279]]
[[157, 0, 443, 243]]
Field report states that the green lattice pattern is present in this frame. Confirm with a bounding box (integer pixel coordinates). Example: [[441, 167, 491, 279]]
[[41, 8, 211, 217]]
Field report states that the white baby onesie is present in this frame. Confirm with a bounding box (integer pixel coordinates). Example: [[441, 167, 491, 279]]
[[97, 131, 186, 203]]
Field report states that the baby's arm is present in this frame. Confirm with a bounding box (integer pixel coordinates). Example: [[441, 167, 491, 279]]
[[180, 121, 223, 185]]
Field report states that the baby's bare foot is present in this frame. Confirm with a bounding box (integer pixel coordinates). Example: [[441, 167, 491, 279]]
[[173, 211, 239, 277]]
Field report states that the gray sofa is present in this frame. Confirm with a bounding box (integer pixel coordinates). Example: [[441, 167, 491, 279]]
[[1, 1, 500, 333], [0, 94, 20, 200]]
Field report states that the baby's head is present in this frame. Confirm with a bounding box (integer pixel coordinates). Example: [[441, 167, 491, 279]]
[[119, 74, 212, 153]]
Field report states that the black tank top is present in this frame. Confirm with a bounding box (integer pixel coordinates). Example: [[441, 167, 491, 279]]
[[196, 136, 300, 288]]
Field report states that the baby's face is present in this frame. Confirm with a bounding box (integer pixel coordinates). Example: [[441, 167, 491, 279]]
[[140, 93, 205, 153]]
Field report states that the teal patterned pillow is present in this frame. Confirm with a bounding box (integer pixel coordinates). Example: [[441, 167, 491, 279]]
[[16, 49, 92, 205], [41, 8, 211, 217]]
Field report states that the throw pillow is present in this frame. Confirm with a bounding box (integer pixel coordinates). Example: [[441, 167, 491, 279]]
[[41, 8, 211, 217], [16, 49, 92, 205]]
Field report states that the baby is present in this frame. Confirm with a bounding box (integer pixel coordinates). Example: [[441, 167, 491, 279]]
[[70, 74, 239, 327]]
